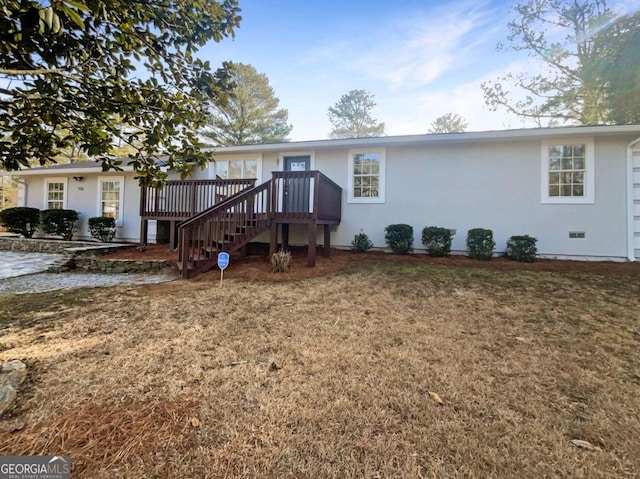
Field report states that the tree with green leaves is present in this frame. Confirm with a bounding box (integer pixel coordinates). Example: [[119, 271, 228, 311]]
[[428, 113, 468, 133], [482, 0, 639, 125], [328, 89, 385, 138], [598, 11, 640, 124], [0, 0, 241, 186], [201, 63, 292, 146]]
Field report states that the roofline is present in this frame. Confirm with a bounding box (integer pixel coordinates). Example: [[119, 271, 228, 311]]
[[6, 165, 137, 176], [6, 125, 640, 175], [207, 125, 640, 154]]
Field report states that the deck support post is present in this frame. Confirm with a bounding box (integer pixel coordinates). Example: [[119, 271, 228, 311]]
[[308, 222, 317, 266], [282, 224, 290, 251], [140, 219, 148, 246], [269, 222, 278, 257], [169, 220, 177, 250], [323, 224, 331, 258]]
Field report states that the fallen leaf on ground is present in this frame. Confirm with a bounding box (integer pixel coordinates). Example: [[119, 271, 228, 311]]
[[570, 439, 600, 451], [428, 391, 445, 406]]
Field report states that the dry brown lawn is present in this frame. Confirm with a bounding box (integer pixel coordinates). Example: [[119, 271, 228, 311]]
[[0, 256, 639, 478]]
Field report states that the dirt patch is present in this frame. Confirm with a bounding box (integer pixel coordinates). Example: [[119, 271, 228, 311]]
[[104, 243, 640, 282]]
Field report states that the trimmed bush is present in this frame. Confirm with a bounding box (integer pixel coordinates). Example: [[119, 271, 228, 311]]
[[351, 232, 374, 253], [0, 207, 40, 237], [422, 226, 454, 257], [88, 216, 116, 243], [271, 250, 292, 273], [40, 209, 79, 241], [385, 224, 413, 254], [505, 235, 538, 262], [466, 228, 495, 260]]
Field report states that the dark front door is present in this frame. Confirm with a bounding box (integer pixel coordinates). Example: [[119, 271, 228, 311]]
[[283, 155, 311, 213]]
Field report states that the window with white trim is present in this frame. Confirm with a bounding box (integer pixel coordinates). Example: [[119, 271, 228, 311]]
[[541, 139, 594, 204], [347, 148, 386, 203], [45, 179, 66, 209], [215, 159, 258, 179], [98, 177, 124, 226]]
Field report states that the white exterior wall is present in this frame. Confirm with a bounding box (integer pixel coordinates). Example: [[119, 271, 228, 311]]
[[633, 149, 640, 259], [23, 172, 142, 242], [236, 134, 635, 260], [14, 128, 639, 258]]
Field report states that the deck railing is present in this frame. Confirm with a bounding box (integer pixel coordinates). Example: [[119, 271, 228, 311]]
[[140, 178, 256, 219], [176, 171, 342, 278], [271, 171, 342, 222]]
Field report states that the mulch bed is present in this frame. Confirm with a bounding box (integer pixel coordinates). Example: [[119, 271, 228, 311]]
[[103, 243, 640, 282]]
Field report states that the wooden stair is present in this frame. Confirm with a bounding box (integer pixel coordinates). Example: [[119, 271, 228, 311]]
[[177, 180, 272, 278]]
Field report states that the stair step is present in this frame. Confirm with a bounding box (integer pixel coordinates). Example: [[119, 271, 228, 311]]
[[224, 233, 246, 242], [176, 261, 194, 271]]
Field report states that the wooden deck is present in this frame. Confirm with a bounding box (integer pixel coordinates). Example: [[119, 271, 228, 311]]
[[174, 171, 342, 277], [139, 178, 255, 246]]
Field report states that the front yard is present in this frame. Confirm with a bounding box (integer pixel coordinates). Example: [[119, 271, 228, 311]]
[[0, 258, 639, 478]]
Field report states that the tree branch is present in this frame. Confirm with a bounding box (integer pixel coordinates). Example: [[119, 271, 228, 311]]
[[0, 68, 80, 81]]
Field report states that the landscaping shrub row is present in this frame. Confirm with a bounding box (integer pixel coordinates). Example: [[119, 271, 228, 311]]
[[352, 226, 538, 262], [0, 207, 116, 242]]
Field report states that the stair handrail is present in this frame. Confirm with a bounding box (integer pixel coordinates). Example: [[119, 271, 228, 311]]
[[178, 179, 271, 229], [177, 179, 272, 278]]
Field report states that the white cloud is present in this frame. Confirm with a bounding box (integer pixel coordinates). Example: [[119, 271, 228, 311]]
[[379, 59, 549, 136], [346, 1, 501, 89]]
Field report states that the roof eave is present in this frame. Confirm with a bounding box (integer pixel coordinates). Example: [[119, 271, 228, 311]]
[[206, 125, 640, 154]]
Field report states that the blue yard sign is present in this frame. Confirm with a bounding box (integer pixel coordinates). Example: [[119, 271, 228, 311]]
[[218, 252, 230, 286], [218, 252, 230, 270]]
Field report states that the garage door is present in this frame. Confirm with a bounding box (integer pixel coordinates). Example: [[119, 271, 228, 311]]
[[634, 151, 640, 260]]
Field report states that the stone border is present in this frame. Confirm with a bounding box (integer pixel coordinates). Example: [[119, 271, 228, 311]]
[[0, 237, 131, 254], [75, 257, 169, 274], [0, 237, 169, 274]]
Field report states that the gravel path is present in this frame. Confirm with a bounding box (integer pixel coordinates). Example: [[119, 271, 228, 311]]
[[0, 270, 179, 295]]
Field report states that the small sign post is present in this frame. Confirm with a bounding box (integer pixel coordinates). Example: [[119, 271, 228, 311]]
[[218, 252, 230, 286]]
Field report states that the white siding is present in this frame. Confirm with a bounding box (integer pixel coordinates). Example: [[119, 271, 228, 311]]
[[23, 172, 141, 242], [241, 135, 636, 260]]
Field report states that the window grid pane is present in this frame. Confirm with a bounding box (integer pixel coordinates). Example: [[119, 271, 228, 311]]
[[216, 160, 258, 179], [547, 144, 586, 198], [47, 182, 65, 209], [101, 180, 121, 220], [352, 153, 380, 198]]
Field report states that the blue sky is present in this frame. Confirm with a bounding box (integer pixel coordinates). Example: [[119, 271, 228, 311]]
[[201, 0, 639, 141]]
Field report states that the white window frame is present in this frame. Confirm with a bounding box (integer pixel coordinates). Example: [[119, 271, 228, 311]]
[[347, 148, 386, 204], [44, 178, 68, 209], [97, 176, 125, 226], [541, 138, 594, 204], [213, 154, 263, 182]]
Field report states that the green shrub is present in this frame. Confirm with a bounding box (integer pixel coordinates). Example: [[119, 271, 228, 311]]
[[384, 224, 413, 254], [40, 209, 79, 240], [466, 228, 495, 260], [421, 226, 454, 257], [88, 216, 116, 243], [0, 207, 40, 237], [505, 235, 538, 262], [351, 232, 374, 253]]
